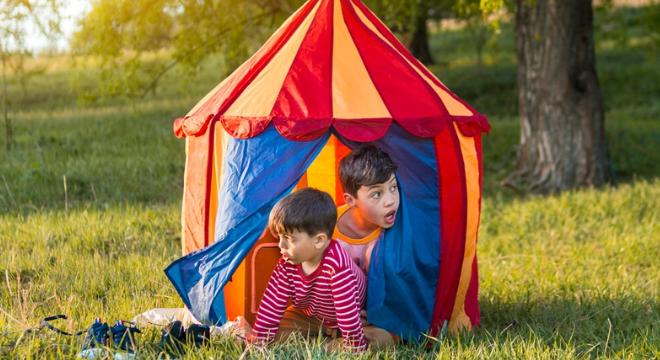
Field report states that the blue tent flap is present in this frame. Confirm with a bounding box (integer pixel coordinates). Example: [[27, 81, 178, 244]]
[[165, 126, 329, 323]]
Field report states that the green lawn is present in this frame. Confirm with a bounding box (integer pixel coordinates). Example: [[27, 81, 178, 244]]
[[1, 5, 658, 359]]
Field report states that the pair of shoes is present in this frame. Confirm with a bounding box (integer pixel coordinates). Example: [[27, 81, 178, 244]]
[[160, 320, 210, 356], [40, 315, 141, 359], [78, 319, 141, 359]]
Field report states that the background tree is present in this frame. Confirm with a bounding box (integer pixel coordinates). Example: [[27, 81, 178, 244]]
[[0, 0, 61, 151], [407, 0, 434, 64], [510, 0, 611, 192], [1, 36, 8, 152]]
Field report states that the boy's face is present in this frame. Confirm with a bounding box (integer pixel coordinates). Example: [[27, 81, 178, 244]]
[[277, 229, 327, 265], [346, 174, 400, 229]]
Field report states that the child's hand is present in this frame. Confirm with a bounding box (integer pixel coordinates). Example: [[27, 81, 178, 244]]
[[233, 316, 254, 343]]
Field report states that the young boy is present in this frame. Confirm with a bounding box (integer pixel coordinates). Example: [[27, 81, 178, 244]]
[[335, 145, 400, 346], [239, 188, 368, 352]]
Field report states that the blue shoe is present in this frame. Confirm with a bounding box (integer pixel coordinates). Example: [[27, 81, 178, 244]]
[[81, 319, 110, 350], [110, 320, 141, 353]]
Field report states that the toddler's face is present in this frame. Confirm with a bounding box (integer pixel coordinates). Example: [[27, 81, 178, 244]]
[[277, 230, 321, 264]]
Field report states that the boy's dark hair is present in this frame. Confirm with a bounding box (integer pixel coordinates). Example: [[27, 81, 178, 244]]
[[339, 145, 397, 196], [268, 188, 337, 237]]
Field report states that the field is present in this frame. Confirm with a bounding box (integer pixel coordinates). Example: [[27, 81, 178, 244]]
[[0, 5, 658, 359]]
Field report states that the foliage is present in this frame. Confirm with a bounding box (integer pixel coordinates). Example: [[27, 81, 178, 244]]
[[450, 0, 502, 67], [0, 0, 62, 47], [71, 0, 302, 100]]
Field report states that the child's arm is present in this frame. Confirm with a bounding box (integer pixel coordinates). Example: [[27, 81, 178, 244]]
[[330, 268, 368, 352], [250, 259, 293, 345]]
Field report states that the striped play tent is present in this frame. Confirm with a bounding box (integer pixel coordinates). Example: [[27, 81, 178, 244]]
[[166, 0, 489, 339]]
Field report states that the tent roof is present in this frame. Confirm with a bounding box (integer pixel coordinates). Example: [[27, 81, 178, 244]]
[[174, 0, 489, 142]]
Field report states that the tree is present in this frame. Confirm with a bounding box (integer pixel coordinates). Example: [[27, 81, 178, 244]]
[[408, 0, 434, 64], [0, 0, 61, 151], [510, 0, 611, 192]]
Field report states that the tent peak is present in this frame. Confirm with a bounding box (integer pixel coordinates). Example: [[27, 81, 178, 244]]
[[173, 0, 489, 141]]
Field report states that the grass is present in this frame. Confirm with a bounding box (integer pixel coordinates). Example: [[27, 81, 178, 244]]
[[1, 4, 659, 359]]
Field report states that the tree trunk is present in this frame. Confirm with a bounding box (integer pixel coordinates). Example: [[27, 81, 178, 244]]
[[1, 48, 11, 152], [408, 3, 434, 65], [513, 0, 610, 192]]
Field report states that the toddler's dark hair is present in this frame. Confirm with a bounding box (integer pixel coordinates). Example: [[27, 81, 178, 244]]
[[269, 188, 337, 237]]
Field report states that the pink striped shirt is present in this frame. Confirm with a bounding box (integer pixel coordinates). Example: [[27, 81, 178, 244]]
[[252, 240, 367, 351]]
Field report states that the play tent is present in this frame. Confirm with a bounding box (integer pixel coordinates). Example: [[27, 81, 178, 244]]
[[165, 0, 489, 339]]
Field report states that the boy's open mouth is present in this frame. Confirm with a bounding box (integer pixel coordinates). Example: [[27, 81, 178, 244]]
[[384, 210, 396, 224]]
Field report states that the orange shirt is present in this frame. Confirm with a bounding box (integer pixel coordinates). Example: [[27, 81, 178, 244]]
[[333, 205, 382, 274]]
